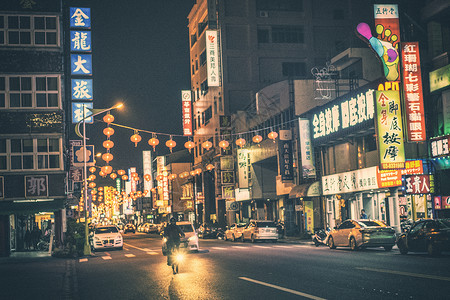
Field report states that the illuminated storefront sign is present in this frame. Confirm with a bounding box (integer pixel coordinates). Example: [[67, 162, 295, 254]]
[[143, 151, 153, 192], [443, 196, 450, 209], [375, 90, 405, 169], [278, 130, 294, 182], [403, 174, 434, 194], [299, 118, 316, 178], [70, 7, 90, 28], [401, 42, 426, 141], [71, 79, 93, 100], [430, 135, 450, 158], [162, 171, 169, 201], [181, 90, 192, 136], [311, 87, 375, 143], [72, 102, 93, 123], [429, 64, 450, 93], [322, 167, 378, 195], [205, 30, 220, 87], [70, 30, 91, 52], [377, 160, 423, 188], [237, 149, 249, 188], [434, 196, 442, 210]]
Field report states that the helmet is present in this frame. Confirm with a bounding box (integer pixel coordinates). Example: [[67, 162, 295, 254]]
[[170, 217, 176, 223]]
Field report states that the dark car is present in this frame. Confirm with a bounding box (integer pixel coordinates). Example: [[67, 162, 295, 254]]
[[396, 219, 450, 256], [123, 223, 136, 234]]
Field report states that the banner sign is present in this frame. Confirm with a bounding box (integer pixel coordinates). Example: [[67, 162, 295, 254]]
[[377, 160, 423, 188], [434, 196, 442, 210], [430, 135, 450, 158], [322, 167, 378, 195], [375, 90, 406, 169], [237, 149, 249, 188], [143, 151, 153, 192], [429, 64, 450, 93], [403, 174, 434, 194], [443, 196, 450, 209], [278, 139, 294, 181], [181, 90, 192, 136], [401, 42, 426, 141], [311, 86, 375, 145], [299, 118, 316, 178], [206, 30, 220, 86]]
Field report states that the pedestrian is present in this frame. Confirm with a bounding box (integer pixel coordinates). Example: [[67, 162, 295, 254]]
[[24, 229, 31, 250], [360, 209, 368, 219], [31, 227, 41, 250]]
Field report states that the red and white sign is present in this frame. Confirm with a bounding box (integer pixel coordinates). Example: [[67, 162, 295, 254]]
[[401, 42, 426, 141], [443, 196, 450, 209], [377, 160, 423, 188], [181, 90, 192, 136], [403, 174, 434, 194], [430, 135, 450, 158], [434, 196, 442, 210]]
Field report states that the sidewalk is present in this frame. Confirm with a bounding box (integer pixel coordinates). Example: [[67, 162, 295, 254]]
[[278, 236, 314, 245], [0, 251, 74, 300]]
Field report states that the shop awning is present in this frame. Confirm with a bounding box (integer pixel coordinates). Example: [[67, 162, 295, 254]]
[[0, 198, 65, 215], [289, 181, 320, 199]]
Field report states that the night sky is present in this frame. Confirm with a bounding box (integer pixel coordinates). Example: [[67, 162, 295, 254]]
[[70, 0, 195, 171]]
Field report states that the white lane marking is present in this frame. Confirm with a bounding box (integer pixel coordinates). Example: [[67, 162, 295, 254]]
[[147, 252, 158, 255], [356, 267, 450, 282], [79, 258, 88, 262], [211, 247, 227, 250], [125, 254, 136, 258], [253, 245, 268, 248], [292, 244, 311, 248], [239, 277, 326, 300], [123, 243, 154, 252], [231, 246, 249, 249], [273, 245, 293, 248], [101, 256, 112, 260], [123, 247, 129, 250]]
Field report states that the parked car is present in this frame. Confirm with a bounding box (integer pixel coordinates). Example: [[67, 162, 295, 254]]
[[198, 223, 221, 239], [161, 221, 199, 254], [90, 225, 123, 251], [123, 223, 135, 234], [328, 219, 396, 251], [242, 220, 278, 243], [396, 219, 450, 256], [224, 223, 247, 241], [145, 223, 159, 234]]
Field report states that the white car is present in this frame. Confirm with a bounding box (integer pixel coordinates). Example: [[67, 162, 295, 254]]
[[91, 225, 123, 250], [242, 220, 278, 243], [162, 221, 199, 254]]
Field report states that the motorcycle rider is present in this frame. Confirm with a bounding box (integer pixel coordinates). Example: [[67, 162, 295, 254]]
[[163, 217, 185, 266]]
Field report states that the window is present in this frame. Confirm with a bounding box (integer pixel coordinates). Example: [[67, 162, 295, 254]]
[[200, 50, 207, 66], [282, 62, 306, 77], [190, 33, 197, 47], [257, 29, 269, 43], [200, 79, 208, 95], [198, 21, 207, 36], [1, 138, 61, 171], [272, 26, 304, 43], [1, 14, 58, 46], [0, 75, 60, 109], [204, 106, 212, 125]]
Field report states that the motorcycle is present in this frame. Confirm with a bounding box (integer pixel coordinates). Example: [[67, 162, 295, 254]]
[[312, 227, 330, 247]]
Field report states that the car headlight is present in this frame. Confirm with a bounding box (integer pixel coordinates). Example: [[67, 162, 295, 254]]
[[163, 237, 167, 243]]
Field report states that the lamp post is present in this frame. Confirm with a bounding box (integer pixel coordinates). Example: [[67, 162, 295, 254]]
[[76, 103, 123, 256]]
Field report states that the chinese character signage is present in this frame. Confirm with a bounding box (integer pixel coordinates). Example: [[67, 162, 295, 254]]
[[71, 54, 92, 75], [72, 145, 95, 167], [221, 171, 235, 184], [322, 167, 378, 195], [143, 151, 153, 192], [222, 186, 235, 199], [403, 174, 434, 194], [237, 149, 249, 188], [311, 87, 375, 145], [70, 30, 91, 52], [299, 118, 316, 178], [434, 196, 442, 210], [278, 130, 294, 182], [25, 175, 48, 198], [181, 90, 192, 136], [442, 196, 450, 209], [72, 79, 93, 100], [72, 102, 93, 123], [69, 168, 83, 182], [430, 135, 450, 158], [375, 90, 405, 169], [401, 42, 426, 141], [429, 64, 450, 93], [206, 30, 220, 87], [70, 7, 91, 28], [377, 160, 423, 188]]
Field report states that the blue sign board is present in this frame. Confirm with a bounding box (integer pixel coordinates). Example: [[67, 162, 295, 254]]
[[72, 102, 93, 123], [70, 7, 91, 28], [70, 30, 91, 52], [72, 79, 93, 100], [71, 54, 92, 75], [72, 145, 95, 166]]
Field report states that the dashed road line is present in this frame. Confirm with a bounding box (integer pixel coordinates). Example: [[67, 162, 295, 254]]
[[125, 254, 136, 258], [239, 277, 326, 300], [79, 258, 88, 262], [101, 256, 112, 260], [211, 247, 227, 250]]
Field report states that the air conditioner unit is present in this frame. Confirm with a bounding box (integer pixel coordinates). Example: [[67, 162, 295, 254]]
[[259, 11, 268, 18]]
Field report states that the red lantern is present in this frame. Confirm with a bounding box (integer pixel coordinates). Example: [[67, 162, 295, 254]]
[[103, 127, 115, 137], [99, 170, 106, 177], [88, 182, 96, 188], [252, 135, 263, 144], [103, 140, 114, 149], [190, 171, 196, 176], [89, 166, 96, 173], [268, 131, 278, 142], [148, 137, 159, 151], [156, 174, 163, 181], [103, 114, 114, 124], [122, 175, 128, 181], [88, 174, 96, 181], [102, 152, 113, 163], [202, 140, 213, 151], [166, 138, 176, 152], [144, 174, 151, 181], [101, 165, 113, 174], [117, 169, 126, 176], [236, 138, 246, 148], [151, 188, 156, 193], [130, 132, 142, 147], [219, 140, 229, 150], [206, 164, 214, 171], [98, 187, 104, 191], [110, 173, 117, 179], [184, 140, 195, 152], [169, 173, 177, 180]]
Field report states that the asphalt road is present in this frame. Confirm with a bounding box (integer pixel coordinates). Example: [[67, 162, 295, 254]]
[[70, 233, 450, 300]]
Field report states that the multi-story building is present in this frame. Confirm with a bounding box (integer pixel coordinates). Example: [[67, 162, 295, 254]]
[[0, 1, 66, 256], [187, 0, 371, 227]]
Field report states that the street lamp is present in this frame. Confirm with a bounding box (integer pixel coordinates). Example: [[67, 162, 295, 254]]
[[76, 102, 123, 256]]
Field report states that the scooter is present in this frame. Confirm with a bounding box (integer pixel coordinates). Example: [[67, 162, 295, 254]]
[[312, 227, 330, 247]]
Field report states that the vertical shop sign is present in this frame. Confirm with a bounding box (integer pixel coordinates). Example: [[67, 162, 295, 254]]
[[401, 42, 426, 141], [181, 90, 192, 136], [237, 149, 249, 188], [403, 174, 434, 194], [162, 171, 169, 201], [278, 130, 294, 182], [442, 196, 450, 209], [143, 151, 153, 192], [298, 118, 316, 178], [72, 79, 93, 100], [206, 30, 220, 86], [375, 90, 405, 169], [434, 196, 442, 210]]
